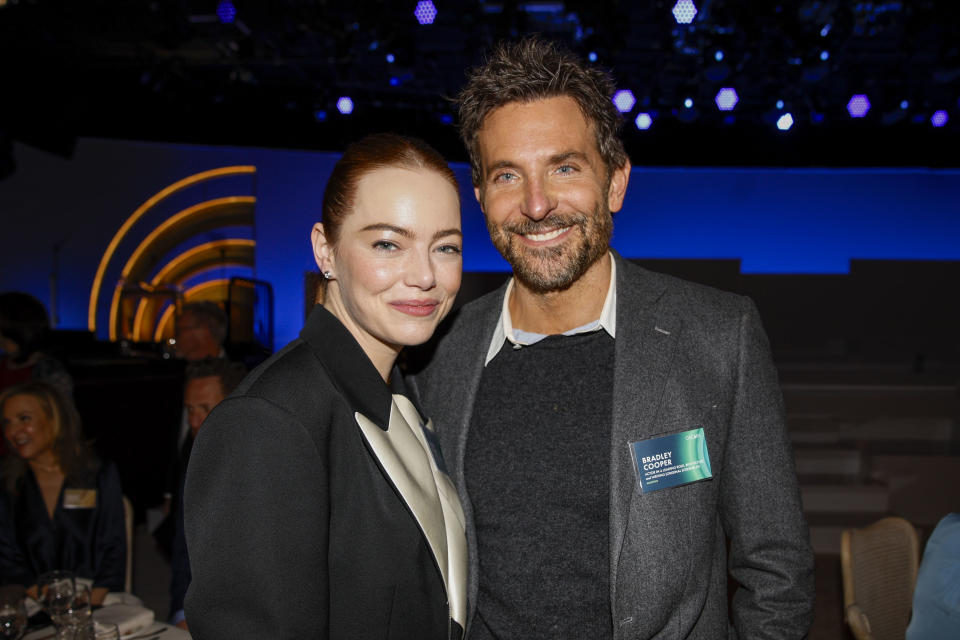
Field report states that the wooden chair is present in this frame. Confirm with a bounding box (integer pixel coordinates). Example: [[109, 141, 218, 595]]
[[841, 516, 919, 640], [122, 496, 134, 593]]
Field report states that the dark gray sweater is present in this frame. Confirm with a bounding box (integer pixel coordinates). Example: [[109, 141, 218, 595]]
[[464, 330, 615, 639]]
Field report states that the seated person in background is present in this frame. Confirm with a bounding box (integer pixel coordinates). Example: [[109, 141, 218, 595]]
[[155, 301, 231, 554], [0, 381, 126, 605], [0, 292, 74, 458], [906, 512, 960, 640], [169, 357, 246, 630], [173, 302, 227, 362]]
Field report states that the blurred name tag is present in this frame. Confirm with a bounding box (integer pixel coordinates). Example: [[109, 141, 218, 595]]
[[63, 489, 97, 509]]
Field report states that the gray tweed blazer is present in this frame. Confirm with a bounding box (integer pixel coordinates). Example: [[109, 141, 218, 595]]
[[409, 251, 815, 639]]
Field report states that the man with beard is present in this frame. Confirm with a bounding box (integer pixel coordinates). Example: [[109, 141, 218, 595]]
[[410, 37, 814, 639]]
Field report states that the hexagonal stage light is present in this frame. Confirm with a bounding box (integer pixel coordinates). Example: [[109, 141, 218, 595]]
[[847, 94, 871, 118], [776, 113, 794, 130], [931, 110, 949, 127], [635, 113, 653, 130], [216, 0, 236, 24], [414, 0, 438, 25], [336, 97, 354, 114], [714, 88, 738, 111], [672, 0, 698, 24], [613, 90, 636, 113]]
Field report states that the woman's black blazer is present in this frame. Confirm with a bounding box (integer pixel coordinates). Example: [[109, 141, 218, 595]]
[[184, 305, 465, 639]]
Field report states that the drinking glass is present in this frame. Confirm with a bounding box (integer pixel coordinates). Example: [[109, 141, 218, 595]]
[[37, 571, 75, 619], [0, 598, 27, 640], [55, 620, 120, 640], [50, 584, 92, 638]]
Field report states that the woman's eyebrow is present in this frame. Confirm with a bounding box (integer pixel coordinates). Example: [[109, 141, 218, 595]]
[[433, 228, 463, 241], [360, 224, 462, 242], [360, 223, 412, 237]]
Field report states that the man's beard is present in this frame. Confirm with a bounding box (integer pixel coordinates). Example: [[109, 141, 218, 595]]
[[486, 203, 613, 294]]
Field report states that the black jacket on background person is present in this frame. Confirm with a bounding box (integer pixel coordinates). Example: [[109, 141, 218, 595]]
[[0, 461, 126, 592]]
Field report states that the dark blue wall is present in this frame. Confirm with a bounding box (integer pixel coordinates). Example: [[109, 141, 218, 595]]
[[1, 139, 958, 347]]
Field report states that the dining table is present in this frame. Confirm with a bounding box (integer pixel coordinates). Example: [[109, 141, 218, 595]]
[[23, 620, 191, 640]]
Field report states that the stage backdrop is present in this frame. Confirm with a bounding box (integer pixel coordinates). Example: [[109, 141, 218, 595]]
[[1, 138, 958, 347]]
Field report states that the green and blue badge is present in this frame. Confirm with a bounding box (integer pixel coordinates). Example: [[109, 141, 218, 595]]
[[629, 427, 713, 493]]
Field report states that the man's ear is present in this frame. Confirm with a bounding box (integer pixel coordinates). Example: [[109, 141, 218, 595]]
[[474, 186, 484, 212], [607, 159, 631, 213], [311, 223, 334, 274]]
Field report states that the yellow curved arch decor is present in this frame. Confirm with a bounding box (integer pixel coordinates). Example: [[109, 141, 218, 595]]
[[131, 239, 255, 341], [153, 278, 256, 342], [108, 197, 255, 341], [88, 166, 256, 333]]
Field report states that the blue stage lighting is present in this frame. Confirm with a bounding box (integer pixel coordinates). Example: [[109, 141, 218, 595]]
[[314, 110, 327, 122], [931, 110, 949, 127], [588, 51, 598, 62], [684, 98, 694, 108], [386, 53, 396, 63], [900, 100, 909, 109], [820, 50, 829, 61], [714, 88, 738, 111], [414, 1, 438, 25], [336, 97, 354, 115], [216, 0, 236, 24], [847, 94, 871, 118], [389, 77, 399, 86], [820, 23, 831, 37], [440, 114, 454, 125], [776, 100, 785, 110], [635, 113, 653, 130], [714, 50, 724, 62], [777, 113, 794, 130], [613, 90, 636, 113], [672, 0, 697, 24]]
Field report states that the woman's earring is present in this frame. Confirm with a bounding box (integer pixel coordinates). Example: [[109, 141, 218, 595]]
[[323, 271, 333, 280]]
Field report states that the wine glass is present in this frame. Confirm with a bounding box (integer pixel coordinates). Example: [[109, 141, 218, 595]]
[[36, 571, 75, 618], [0, 597, 27, 640], [50, 583, 92, 639], [55, 620, 120, 640]]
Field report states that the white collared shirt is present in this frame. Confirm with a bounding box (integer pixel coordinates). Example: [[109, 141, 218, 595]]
[[484, 253, 617, 366]]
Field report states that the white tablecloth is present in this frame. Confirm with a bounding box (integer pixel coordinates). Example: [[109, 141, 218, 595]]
[[24, 620, 191, 640]]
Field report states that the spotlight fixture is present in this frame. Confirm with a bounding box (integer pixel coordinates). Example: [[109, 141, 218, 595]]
[[414, 1, 438, 25], [672, 0, 698, 25], [336, 97, 354, 114], [635, 113, 653, 130], [931, 110, 949, 127], [777, 113, 794, 130], [847, 94, 871, 118], [613, 90, 637, 113], [714, 88, 739, 111], [216, 0, 236, 24]]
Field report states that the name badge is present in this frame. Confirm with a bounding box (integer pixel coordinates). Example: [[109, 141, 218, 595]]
[[629, 427, 713, 493], [63, 489, 97, 509]]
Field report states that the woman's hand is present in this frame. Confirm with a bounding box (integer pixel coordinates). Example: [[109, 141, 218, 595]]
[[91, 586, 108, 606]]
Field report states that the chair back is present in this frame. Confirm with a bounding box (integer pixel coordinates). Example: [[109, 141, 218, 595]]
[[841, 516, 919, 640], [122, 495, 134, 593]]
